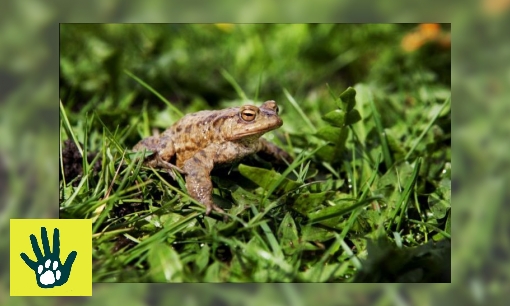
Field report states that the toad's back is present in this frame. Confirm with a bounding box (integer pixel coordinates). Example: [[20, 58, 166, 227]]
[[160, 108, 241, 166]]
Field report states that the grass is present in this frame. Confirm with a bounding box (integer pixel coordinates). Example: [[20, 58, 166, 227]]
[[59, 24, 451, 283]]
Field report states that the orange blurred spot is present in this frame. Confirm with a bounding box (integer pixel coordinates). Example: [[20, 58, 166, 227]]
[[401, 32, 425, 52], [419, 23, 440, 40], [401, 23, 450, 52], [483, 0, 510, 15]]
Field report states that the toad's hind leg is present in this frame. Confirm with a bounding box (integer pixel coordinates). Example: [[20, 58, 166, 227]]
[[133, 135, 184, 179], [182, 148, 225, 215]]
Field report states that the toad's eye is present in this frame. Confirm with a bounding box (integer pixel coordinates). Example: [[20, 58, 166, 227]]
[[275, 106, 279, 114], [241, 109, 257, 121]]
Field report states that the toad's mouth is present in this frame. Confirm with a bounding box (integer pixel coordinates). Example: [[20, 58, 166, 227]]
[[227, 131, 267, 141], [228, 121, 283, 140]]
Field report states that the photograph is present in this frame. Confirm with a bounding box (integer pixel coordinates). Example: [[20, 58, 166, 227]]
[[59, 23, 451, 283]]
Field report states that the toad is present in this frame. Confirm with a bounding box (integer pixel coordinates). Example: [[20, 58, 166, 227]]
[[133, 100, 291, 215]]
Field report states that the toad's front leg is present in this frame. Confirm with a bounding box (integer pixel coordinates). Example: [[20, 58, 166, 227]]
[[182, 146, 225, 215], [257, 138, 293, 165]]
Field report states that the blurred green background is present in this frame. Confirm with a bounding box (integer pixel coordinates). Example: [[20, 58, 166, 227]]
[[58, 23, 450, 143], [1, 0, 509, 305]]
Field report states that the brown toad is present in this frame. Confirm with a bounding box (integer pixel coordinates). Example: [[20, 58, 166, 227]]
[[133, 100, 291, 215]]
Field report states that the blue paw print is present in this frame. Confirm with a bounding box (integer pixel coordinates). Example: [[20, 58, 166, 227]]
[[20, 227, 77, 288]]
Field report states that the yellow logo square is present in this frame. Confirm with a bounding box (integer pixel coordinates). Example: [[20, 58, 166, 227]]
[[10, 219, 92, 296]]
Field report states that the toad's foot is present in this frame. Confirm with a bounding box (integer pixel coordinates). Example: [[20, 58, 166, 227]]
[[206, 201, 226, 215], [184, 167, 224, 216], [205, 201, 229, 222]]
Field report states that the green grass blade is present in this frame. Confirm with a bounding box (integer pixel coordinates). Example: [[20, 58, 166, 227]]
[[405, 95, 451, 160], [387, 157, 423, 232], [283, 88, 316, 133], [124, 69, 183, 117], [60, 99, 83, 157], [220, 68, 248, 101], [366, 89, 393, 169]]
